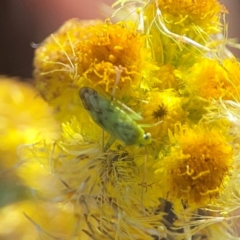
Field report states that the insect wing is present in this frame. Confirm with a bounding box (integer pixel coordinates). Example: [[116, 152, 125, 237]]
[[106, 109, 144, 145], [80, 87, 113, 131], [79, 87, 151, 147], [89, 92, 117, 133], [84, 92, 142, 145]]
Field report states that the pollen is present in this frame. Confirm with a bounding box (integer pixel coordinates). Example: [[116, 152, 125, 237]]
[[154, 124, 233, 209], [81, 20, 156, 96]]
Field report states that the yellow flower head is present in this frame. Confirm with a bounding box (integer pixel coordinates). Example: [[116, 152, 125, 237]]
[[80, 20, 157, 96], [0, 77, 59, 168], [140, 90, 186, 142], [154, 124, 233, 209], [34, 18, 158, 120], [185, 58, 240, 101]]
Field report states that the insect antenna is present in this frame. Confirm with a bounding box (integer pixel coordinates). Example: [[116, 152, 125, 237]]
[[104, 135, 117, 152]]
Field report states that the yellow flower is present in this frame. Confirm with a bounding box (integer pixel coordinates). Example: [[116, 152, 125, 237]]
[[34, 18, 158, 121], [154, 64, 179, 90], [34, 19, 101, 121], [140, 90, 186, 142], [184, 58, 240, 101], [81, 21, 157, 95], [154, 124, 233, 209], [0, 77, 59, 168]]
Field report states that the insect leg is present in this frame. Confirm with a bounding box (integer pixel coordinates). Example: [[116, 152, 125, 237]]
[[104, 135, 117, 152], [141, 146, 148, 214]]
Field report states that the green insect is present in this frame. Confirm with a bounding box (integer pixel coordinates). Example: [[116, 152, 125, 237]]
[[79, 87, 151, 151]]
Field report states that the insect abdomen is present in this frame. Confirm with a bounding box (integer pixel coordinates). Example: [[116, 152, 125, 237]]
[[108, 108, 144, 145]]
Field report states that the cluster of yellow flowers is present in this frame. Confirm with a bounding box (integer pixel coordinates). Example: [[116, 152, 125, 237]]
[[2, 0, 240, 239]]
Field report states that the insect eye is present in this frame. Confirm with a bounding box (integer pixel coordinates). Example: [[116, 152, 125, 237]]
[[139, 133, 152, 147], [144, 133, 151, 140]]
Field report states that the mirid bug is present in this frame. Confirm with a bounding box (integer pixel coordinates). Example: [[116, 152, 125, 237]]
[[79, 87, 151, 151]]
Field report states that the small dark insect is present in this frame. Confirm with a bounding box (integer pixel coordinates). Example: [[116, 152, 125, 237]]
[[152, 103, 168, 120]]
